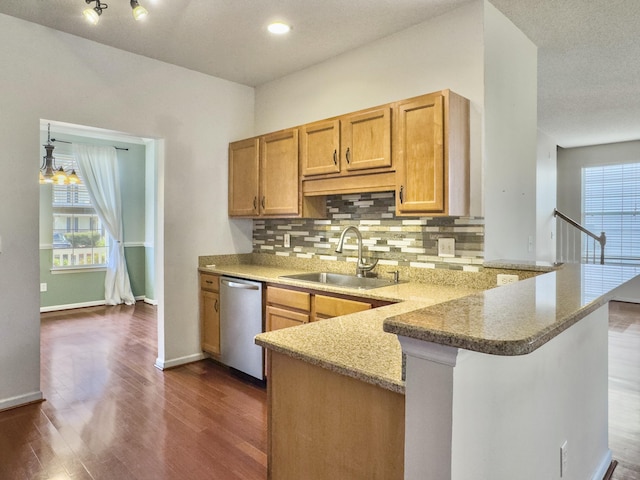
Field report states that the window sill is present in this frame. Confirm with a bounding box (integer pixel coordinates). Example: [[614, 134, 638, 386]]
[[51, 266, 107, 275]]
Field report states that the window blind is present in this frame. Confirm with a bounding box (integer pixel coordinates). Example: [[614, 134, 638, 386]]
[[582, 162, 640, 300]]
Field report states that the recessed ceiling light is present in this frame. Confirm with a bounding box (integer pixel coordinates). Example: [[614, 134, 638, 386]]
[[268, 22, 291, 35]]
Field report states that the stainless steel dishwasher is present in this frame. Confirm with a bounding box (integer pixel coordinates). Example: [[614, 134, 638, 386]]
[[219, 276, 264, 380]]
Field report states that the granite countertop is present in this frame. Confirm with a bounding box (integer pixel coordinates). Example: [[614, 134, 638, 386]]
[[200, 263, 479, 393], [384, 263, 640, 355], [201, 261, 639, 394]]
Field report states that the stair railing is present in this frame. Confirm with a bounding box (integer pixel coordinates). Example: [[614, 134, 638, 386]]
[[554, 209, 606, 265]]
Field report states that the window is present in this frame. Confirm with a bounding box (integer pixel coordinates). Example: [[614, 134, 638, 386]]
[[582, 162, 640, 266], [52, 154, 109, 268]]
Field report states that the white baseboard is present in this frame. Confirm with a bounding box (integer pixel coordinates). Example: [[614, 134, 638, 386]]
[[40, 300, 106, 313], [0, 391, 44, 412], [591, 449, 613, 480], [41, 297, 156, 312], [154, 352, 205, 370]]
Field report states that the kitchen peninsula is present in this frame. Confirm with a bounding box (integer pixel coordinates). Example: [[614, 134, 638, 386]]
[[244, 259, 639, 480]]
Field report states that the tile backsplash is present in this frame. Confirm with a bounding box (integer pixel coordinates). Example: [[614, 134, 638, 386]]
[[253, 192, 484, 271]]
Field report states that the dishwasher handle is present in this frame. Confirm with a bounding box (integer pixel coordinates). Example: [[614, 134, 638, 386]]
[[221, 279, 260, 290]]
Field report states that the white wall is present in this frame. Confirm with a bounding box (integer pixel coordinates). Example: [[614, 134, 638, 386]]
[[255, 0, 485, 216], [483, 1, 538, 261], [557, 140, 640, 264], [0, 13, 254, 407], [451, 304, 610, 479], [557, 140, 640, 218], [536, 130, 558, 262]]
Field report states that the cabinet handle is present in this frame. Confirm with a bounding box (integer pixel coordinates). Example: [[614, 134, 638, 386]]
[[205, 280, 213, 284], [345, 147, 350, 164], [333, 149, 337, 165], [253, 196, 257, 209], [261, 196, 266, 209], [399, 185, 404, 204], [214, 299, 219, 312]]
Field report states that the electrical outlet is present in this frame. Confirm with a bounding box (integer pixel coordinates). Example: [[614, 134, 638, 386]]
[[560, 440, 568, 477], [497, 274, 519, 286], [283, 233, 291, 248], [438, 238, 455, 257], [40, 283, 47, 292]]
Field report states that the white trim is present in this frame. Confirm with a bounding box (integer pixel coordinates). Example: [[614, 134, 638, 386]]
[[144, 242, 154, 249], [40, 299, 106, 312], [398, 336, 459, 367], [41, 242, 145, 250], [51, 266, 107, 274], [154, 352, 205, 370], [41, 119, 149, 145], [591, 450, 613, 480], [0, 391, 44, 412], [143, 297, 158, 305]]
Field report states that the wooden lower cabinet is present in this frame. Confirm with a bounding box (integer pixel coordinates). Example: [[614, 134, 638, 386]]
[[268, 351, 404, 480], [199, 273, 220, 355], [266, 286, 311, 331], [313, 293, 371, 321], [266, 305, 309, 331]]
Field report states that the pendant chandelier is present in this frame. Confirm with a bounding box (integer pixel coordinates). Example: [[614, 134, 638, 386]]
[[83, 0, 148, 25], [39, 124, 81, 185]]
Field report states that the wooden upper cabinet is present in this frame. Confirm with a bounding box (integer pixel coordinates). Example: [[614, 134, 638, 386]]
[[229, 129, 305, 218], [228, 138, 259, 216], [300, 119, 340, 176], [342, 107, 391, 172], [260, 129, 300, 216], [394, 90, 469, 216], [301, 107, 391, 177]]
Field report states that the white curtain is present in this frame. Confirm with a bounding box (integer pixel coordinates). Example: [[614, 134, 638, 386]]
[[73, 143, 135, 305]]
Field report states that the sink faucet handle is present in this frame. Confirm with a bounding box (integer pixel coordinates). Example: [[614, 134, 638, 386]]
[[358, 258, 378, 274], [388, 270, 400, 283]]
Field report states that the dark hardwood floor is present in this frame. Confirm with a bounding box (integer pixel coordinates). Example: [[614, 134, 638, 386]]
[[0, 303, 266, 480], [0, 300, 638, 479]]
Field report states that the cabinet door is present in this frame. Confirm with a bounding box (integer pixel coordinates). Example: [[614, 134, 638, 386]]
[[266, 305, 309, 331], [395, 93, 445, 214], [313, 294, 371, 321], [260, 129, 300, 216], [229, 138, 260, 216], [342, 107, 391, 172], [300, 119, 341, 176], [201, 290, 220, 355]]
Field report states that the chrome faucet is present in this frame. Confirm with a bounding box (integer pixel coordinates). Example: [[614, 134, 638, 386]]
[[335, 226, 378, 278]]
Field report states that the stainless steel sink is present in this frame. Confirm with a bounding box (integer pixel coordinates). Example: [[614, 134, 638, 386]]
[[280, 272, 401, 290]]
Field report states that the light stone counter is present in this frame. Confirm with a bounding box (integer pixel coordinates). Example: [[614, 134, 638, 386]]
[[384, 263, 640, 355], [201, 260, 639, 393], [199, 263, 478, 393]]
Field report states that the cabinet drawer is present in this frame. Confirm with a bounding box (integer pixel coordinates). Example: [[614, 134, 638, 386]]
[[200, 273, 219, 292], [266, 306, 309, 331], [267, 286, 311, 312], [314, 294, 371, 319]]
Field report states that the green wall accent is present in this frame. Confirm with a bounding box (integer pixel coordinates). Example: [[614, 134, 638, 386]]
[[39, 246, 146, 308], [124, 246, 146, 298], [144, 246, 155, 301], [39, 128, 152, 309]]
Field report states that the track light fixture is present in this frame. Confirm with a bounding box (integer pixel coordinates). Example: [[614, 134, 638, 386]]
[[130, 0, 148, 21], [83, 0, 107, 25], [82, 0, 148, 25]]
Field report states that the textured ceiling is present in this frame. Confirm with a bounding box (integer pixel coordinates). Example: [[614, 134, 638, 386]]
[[1, 0, 639, 148]]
